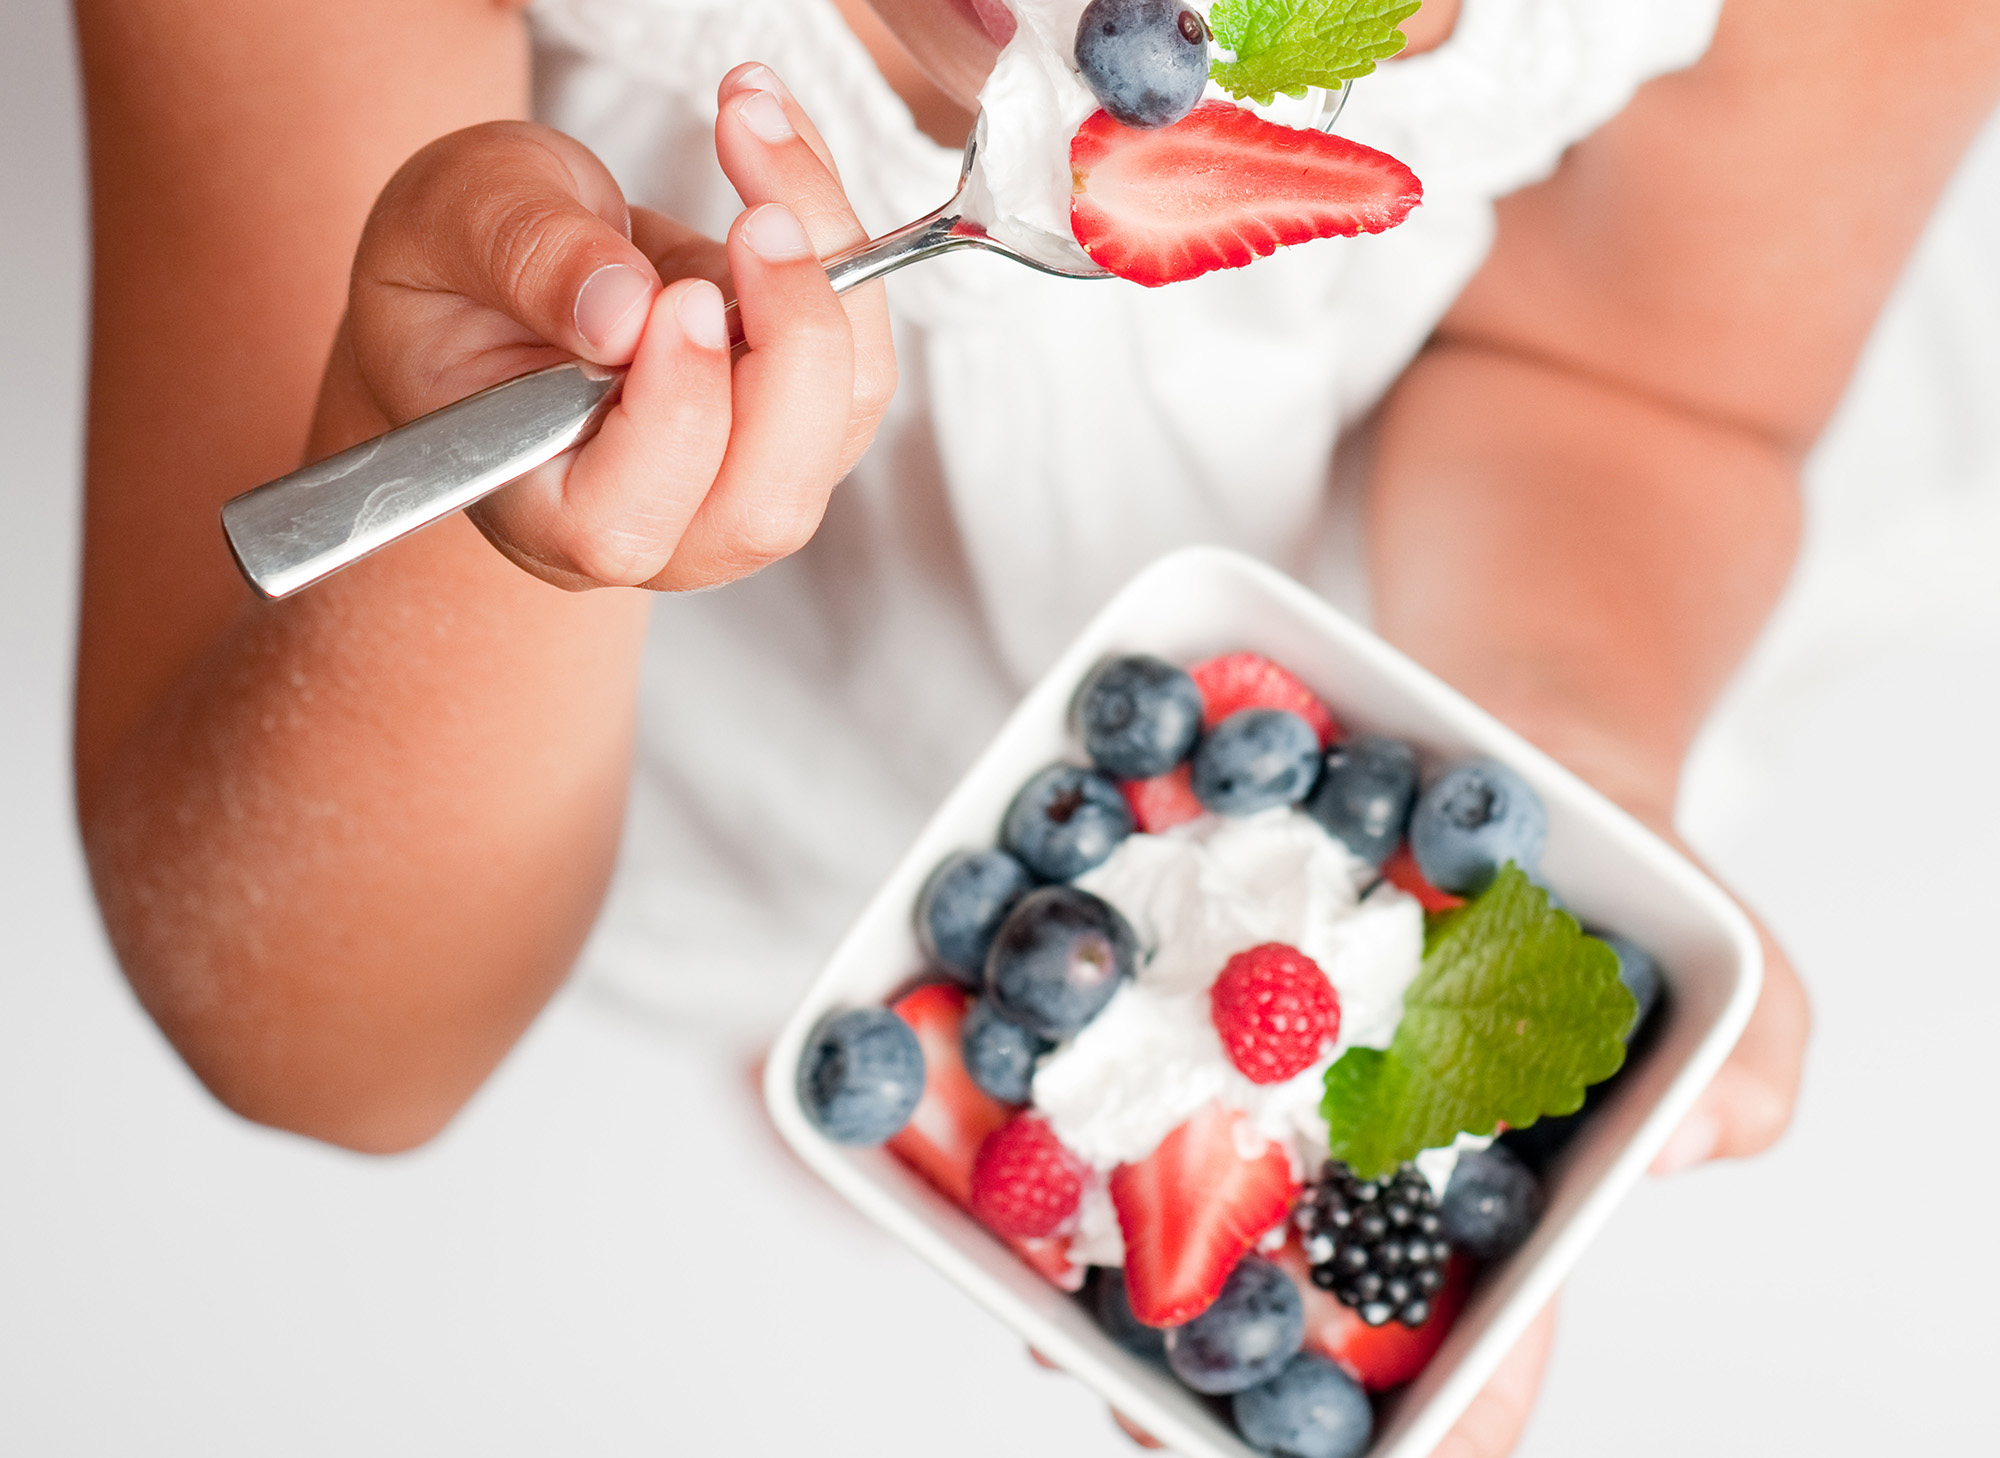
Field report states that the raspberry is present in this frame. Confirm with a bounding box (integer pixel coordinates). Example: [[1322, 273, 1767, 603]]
[[1210, 944, 1340, 1084], [969, 1115, 1087, 1238]]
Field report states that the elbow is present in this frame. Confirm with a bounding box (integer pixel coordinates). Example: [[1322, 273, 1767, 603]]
[[198, 1068, 468, 1155], [81, 792, 570, 1158], [98, 908, 493, 1156], [128, 982, 483, 1154], [88, 883, 476, 1155]]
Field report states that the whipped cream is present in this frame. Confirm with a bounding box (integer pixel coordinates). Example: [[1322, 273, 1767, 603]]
[[1031, 810, 1425, 1180], [970, 0, 1100, 252], [971, 1, 1340, 258]]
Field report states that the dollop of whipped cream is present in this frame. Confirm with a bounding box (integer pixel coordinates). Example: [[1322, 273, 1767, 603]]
[[969, 0, 1100, 254], [970, 1, 1334, 258], [1031, 809, 1424, 1184]]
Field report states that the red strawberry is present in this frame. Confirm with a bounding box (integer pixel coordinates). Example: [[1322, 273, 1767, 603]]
[[1121, 763, 1205, 833], [1278, 1239, 1472, 1391], [1211, 944, 1341, 1084], [1070, 102, 1422, 288], [970, 1115, 1088, 1238], [886, 984, 1012, 1207], [1189, 652, 1340, 746], [1382, 843, 1464, 913], [886, 985, 1084, 1289], [1108, 1102, 1298, 1327]]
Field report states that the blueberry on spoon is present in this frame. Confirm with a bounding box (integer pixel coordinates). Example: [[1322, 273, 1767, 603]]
[[1075, 0, 1212, 129]]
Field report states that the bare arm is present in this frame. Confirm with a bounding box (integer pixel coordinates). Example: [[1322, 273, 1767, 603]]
[[1374, 0, 2000, 1171], [1369, 8, 2000, 1452], [74, 0, 890, 1150]]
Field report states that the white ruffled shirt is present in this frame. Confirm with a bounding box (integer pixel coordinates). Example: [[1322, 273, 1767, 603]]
[[528, 0, 1724, 1034]]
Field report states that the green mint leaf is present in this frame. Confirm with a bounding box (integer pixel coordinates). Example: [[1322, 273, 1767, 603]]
[[1320, 865, 1636, 1180], [1209, 0, 1422, 106]]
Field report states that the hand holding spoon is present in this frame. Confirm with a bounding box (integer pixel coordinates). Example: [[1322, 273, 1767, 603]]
[[220, 125, 1110, 601]]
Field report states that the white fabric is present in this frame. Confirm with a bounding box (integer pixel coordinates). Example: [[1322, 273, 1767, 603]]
[[527, 0, 1725, 1036]]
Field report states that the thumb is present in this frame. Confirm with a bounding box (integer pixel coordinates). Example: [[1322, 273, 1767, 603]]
[[359, 120, 662, 370]]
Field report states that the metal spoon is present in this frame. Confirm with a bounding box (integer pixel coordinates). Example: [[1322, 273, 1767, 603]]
[[220, 83, 1354, 599]]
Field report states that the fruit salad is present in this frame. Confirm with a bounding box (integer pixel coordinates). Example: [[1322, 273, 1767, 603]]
[[970, 0, 1426, 285], [795, 650, 1664, 1458]]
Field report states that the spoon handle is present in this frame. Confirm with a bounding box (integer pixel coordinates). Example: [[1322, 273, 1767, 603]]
[[221, 206, 966, 600], [222, 362, 624, 599]]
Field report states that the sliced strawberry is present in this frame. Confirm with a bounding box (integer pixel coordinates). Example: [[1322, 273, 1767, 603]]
[[887, 984, 1013, 1207], [1189, 652, 1340, 746], [1277, 1239, 1472, 1391], [1070, 102, 1422, 287], [1108, 1102, 1298, 1327], [1382, 843, 1464, 913], [1121, 763, 1204, 833], [886, 984, 1083, 1290]]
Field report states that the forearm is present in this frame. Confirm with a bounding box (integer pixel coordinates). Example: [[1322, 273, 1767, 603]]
[[1367, 341, 1800, 827], [1370, 0, 2000, 817], [81, 352, 654, 1152], [71, 0, 648, 1149]]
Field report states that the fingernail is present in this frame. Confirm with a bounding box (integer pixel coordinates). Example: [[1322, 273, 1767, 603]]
[[730, 64, 792, 100], [675, 280, 726, 350], [574, 263, 653, 351], [742, 204, 811, 261], [737, 89, 795, 143], [1651, 1110, 1721, 1175]]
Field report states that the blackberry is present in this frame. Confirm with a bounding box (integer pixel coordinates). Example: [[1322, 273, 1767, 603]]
[[1293, 1160, 1449, 1328]]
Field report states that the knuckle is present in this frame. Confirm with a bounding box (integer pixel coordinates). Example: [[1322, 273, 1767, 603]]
[[484, 195, 574, 308], [559, 521, 664, 589], [730, 500, 824, 574], [370, 122, 520, 244]]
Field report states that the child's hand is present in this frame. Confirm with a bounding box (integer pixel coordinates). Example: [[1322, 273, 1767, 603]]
[[324, 64, 893, 592]]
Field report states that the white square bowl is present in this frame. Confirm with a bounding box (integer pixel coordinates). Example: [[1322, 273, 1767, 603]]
[[762, 546, 1762, 1458]]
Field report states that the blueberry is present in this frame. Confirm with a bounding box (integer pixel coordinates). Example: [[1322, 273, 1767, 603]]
[[1408, 757, 1548, 894], [1077, 654, 1203, 780], [796, 1007, 925, 1146], [916, 848, 1035, 987], [1439, 1144, 1544, 1262], [1232, 1351, 1373, 1458], [1304, 736, 1419, 867], [1074, 0, 1210, 130], [1596, 932, 1663, 1039], [961, 996, 1052, 1105], [1164, 1255, 1305, 1395], [1090, 1267, 1168, 1362], [1002, 764, 1134, 881], [1191, 709, 1322, 816], [985, 885, 1137, 1040]]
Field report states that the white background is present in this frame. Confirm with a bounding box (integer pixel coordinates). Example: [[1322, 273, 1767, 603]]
[[4, 2, 1997, 1453]]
